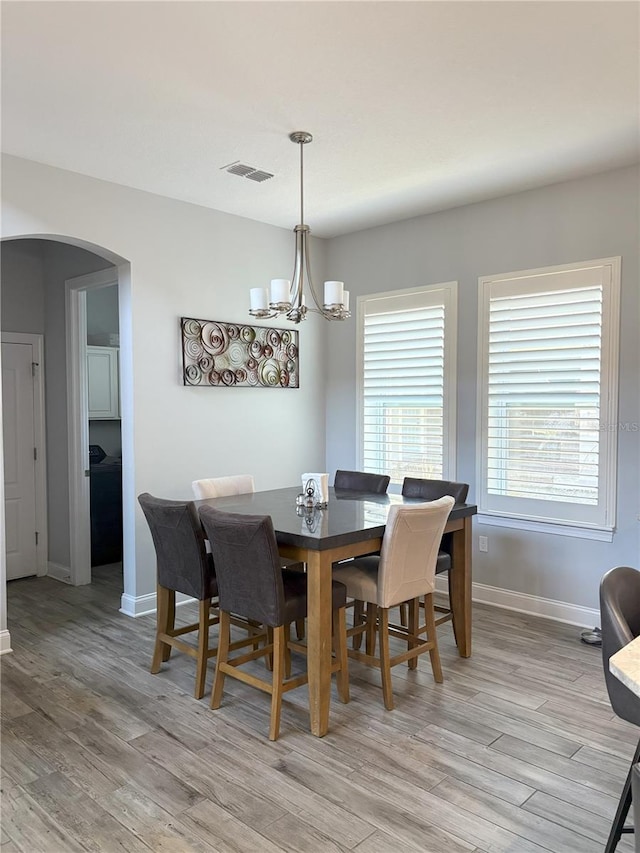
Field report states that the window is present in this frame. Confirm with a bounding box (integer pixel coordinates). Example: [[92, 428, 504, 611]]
[[358, 283, 457, 486], [478, 258, 620, 533]]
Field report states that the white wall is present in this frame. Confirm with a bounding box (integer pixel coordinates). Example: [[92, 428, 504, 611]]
[[0, 239, 46, 333], [1, 154, 328, 614], [87, 284, 119, 342], [325, 165, 640, 614]]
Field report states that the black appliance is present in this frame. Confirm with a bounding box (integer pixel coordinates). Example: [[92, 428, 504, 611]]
[[89, 445, 122, 566]]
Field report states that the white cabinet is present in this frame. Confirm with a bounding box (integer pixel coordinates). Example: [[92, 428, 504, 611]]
[[87, 346, 119, 419]]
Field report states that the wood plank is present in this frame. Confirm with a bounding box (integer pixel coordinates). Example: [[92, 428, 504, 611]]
[[2, 562, 634, 853], [129, 729, 289, 831], [179, 798, 289, 853], [1, 778, 87, 853], [429, 775, 604, 853], [25, 772, 152, 852], [98, 785, 222, 852], [65, 719, 205, 816]]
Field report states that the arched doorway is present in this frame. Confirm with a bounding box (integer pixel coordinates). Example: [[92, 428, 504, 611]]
[[1, 235, 133, 652]]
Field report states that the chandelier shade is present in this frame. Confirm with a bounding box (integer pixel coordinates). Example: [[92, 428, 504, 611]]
[[249, 132, 350, 324]]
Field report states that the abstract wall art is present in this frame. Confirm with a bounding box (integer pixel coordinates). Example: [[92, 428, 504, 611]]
[[180, 317, 299, 388]]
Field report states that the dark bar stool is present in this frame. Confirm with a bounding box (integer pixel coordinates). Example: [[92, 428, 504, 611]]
[[400, 477, 469, 637], [600, 565, 640, 853]]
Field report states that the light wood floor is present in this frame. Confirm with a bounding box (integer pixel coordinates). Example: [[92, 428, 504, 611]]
[[1, 565, 635, 853]]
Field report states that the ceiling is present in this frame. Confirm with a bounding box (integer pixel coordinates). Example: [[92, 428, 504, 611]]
[[2, 1, 638, 238]]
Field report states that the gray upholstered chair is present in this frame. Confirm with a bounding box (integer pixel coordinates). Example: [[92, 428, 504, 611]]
[[334, 469, 390, 494], [193, 473, 306, 640], [600, 566, 640, 853], [199, 505, 350, 740], [400, 477, 469, 637], [332, 496, 455, 710], [333, 469, 390, 645], [138, 493, 221, 699]]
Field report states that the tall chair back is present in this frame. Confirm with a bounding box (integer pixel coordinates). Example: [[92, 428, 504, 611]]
[[401, 477, 469, 562], [377, 496, 455, 608], [192, 474, 255, 500], [199, 505, 286, 627], [334, 469, 390, 494], [402, 477, 468, 504], [600, 566, 640, 727], [138, 492, 213, 600], [600, 566, 640, 852]]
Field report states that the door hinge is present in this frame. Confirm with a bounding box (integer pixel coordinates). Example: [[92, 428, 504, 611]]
[[33, 447, 38, 461], [35, 531, 39, 545], [31, 361, 39, 377]]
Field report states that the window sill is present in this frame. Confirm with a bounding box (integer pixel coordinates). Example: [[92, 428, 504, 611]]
[[476, 513, 614, 542]]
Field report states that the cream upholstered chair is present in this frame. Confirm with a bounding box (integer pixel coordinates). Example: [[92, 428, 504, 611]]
[[332, 496, 455, 710], [192, 474, 255, 500]]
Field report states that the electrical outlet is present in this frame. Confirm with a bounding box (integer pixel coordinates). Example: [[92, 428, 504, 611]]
[[478, 535, 488, 553]]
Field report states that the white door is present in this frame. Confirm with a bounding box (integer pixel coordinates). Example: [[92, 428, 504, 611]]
[[2, 341, 38, 580]]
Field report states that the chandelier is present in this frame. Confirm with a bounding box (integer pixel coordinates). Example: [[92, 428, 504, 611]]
[[249, 132, 350, 324]]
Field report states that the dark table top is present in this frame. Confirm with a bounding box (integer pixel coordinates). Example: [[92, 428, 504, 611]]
[[194, 486, 477, 552]]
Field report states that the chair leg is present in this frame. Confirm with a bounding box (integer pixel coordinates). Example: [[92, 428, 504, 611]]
[[424, 593, 443, 683], [194, 598, 210, 700], [295, 618, 306, 640], [162, 589, 176, 662], [333, 607, 350, 704], [366, 603, 377, 656], [399, 602, 408, 628], [283, 623, 292, 679], [378, 608, 394, 711], [151, 585, 171, 673], [248, 619, 262, 651], [269, 626, 286, 741], [265, 627, 274, 671], [447, 571, 458, 646], [211, 611, 230, 710], [407, 597, 419, 670], [605, 737, 640, 853], [352, 600, 365, 650]]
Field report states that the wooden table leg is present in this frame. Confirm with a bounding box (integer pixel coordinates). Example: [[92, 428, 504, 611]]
[[305, 550, 333, 737], [449, 516, 472, 657]]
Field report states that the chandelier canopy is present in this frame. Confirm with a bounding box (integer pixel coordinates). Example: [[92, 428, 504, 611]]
[[249, 132, 350, 324]]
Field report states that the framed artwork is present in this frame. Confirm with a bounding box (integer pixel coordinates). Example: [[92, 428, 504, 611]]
[[180, 317, 299, 388]]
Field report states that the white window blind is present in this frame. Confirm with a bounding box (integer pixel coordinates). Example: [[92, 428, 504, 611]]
[[478, 259, 620, 530], [359, 284, 456, 486]]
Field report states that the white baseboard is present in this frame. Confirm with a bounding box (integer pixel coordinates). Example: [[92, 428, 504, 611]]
[[47, 562, 72, 583], [0, 629, 13, 655], [435, 576, 599, 628], [120, 591, 195, 618], [119, 580, 598, 627]]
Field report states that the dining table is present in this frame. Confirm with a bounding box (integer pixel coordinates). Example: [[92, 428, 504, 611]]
[[194, 485, 477, 737]]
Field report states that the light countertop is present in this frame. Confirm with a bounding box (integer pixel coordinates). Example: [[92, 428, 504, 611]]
[[610, 636, 640, 698]]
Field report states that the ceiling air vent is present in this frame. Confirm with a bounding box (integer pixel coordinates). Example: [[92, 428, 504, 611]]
[[246, 170, 273, 183], [221, 161, 274, 182]]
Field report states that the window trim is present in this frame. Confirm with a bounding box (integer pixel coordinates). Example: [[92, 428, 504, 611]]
[[356, 281, 458, 489], [476, 257, 621, 534]]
